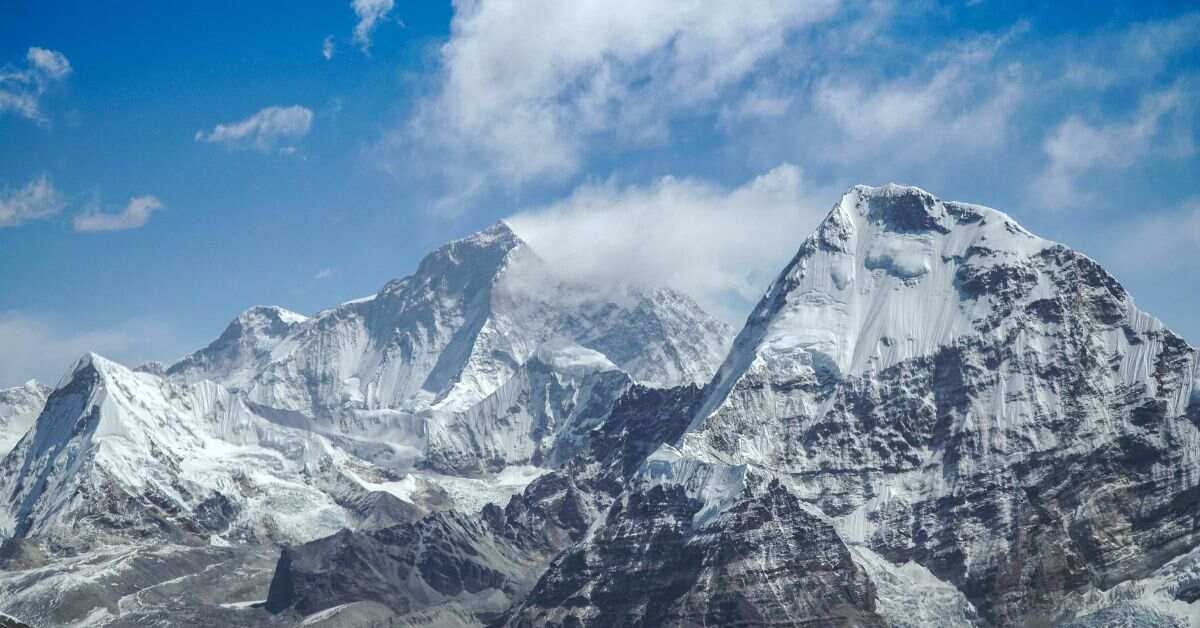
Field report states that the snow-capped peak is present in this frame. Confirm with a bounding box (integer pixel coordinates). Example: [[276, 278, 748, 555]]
[[59, 351, 109, 387], [533, 341, 619, 377], [390, 220, 524, 293], [165, 220, 732, 420], [694, 184, 1058, 427], [239, 304, 309, 326], [686, 183, 1195, 464]]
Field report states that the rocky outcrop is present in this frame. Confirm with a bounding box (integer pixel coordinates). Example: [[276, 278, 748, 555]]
[[502, 479, 885, 627]]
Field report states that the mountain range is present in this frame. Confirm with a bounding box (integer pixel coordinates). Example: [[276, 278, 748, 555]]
[[1, 185, 1198, 627]]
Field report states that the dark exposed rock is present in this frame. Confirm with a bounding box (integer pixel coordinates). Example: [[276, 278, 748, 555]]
[[501, 480, 886, 627]]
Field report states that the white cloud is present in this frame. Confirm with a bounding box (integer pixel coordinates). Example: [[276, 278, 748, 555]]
[[314, 267, 337, 280], [322, 35, 335, 60], [1034, 89, 1192, 208], [195, 105, 313, 153], [352, 0, 395, 51], [0, 311, 180, 388], [73, 195, 163, 233], [26, 47, 71, 80], [0, 175, 66, 228], [1121, 13, 1200, 68], [0, 46, 71, 121], [506, 164, 829, 320], [1116, 197, 1200, 272], [413, 0, 841, 183], [1053, 13, 1199, 90], [812, 27, 1025, 153]]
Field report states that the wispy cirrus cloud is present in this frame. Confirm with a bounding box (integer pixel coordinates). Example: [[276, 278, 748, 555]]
[[1034, 88, 1193, 208], [812, 25, 1027, 154], [352, 0, 395, 52], [195, 105, 313, 153], [0, 46, 71, 122], [0, 175, 66, 228], [73, 195, 163, 233]]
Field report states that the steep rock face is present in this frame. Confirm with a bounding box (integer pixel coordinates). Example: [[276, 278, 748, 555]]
[[677, 185, 1200, 624], [502, 478, 885, 627], [580, 382, 704, 486], [0, 381, 49, 459], [168, 222, 732, 421]]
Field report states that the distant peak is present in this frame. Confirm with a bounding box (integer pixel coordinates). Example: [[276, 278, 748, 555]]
[[481, 219, 517, 239], [851, 183, 934, 199], [71, 351, 103, 372], [59, 351, 121, 388], [237, 305, 308, 325], [448, 220, 524, 251], [407, 221, 527, 283]]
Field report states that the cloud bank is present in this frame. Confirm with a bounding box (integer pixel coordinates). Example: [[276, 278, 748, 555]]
[[412, 0, 840, 183], [507, 164, 829, 321]]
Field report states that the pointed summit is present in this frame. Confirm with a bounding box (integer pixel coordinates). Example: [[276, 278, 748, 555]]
[[402, 220, 527, 292], [168, 305, 308, 388]]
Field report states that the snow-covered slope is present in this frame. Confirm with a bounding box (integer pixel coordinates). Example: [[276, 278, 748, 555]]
[[0, 381, 49, 459], [169, 222, 732, 421], [0, 353, 355, 550], [687, 184, 1199, 472], [425, 343, 633, 476]]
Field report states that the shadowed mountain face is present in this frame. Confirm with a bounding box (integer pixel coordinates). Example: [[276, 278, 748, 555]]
[[3, 187, 1200, 627]]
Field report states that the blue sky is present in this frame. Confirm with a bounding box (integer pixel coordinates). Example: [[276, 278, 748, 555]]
[[1, 0, 1198, 386]]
